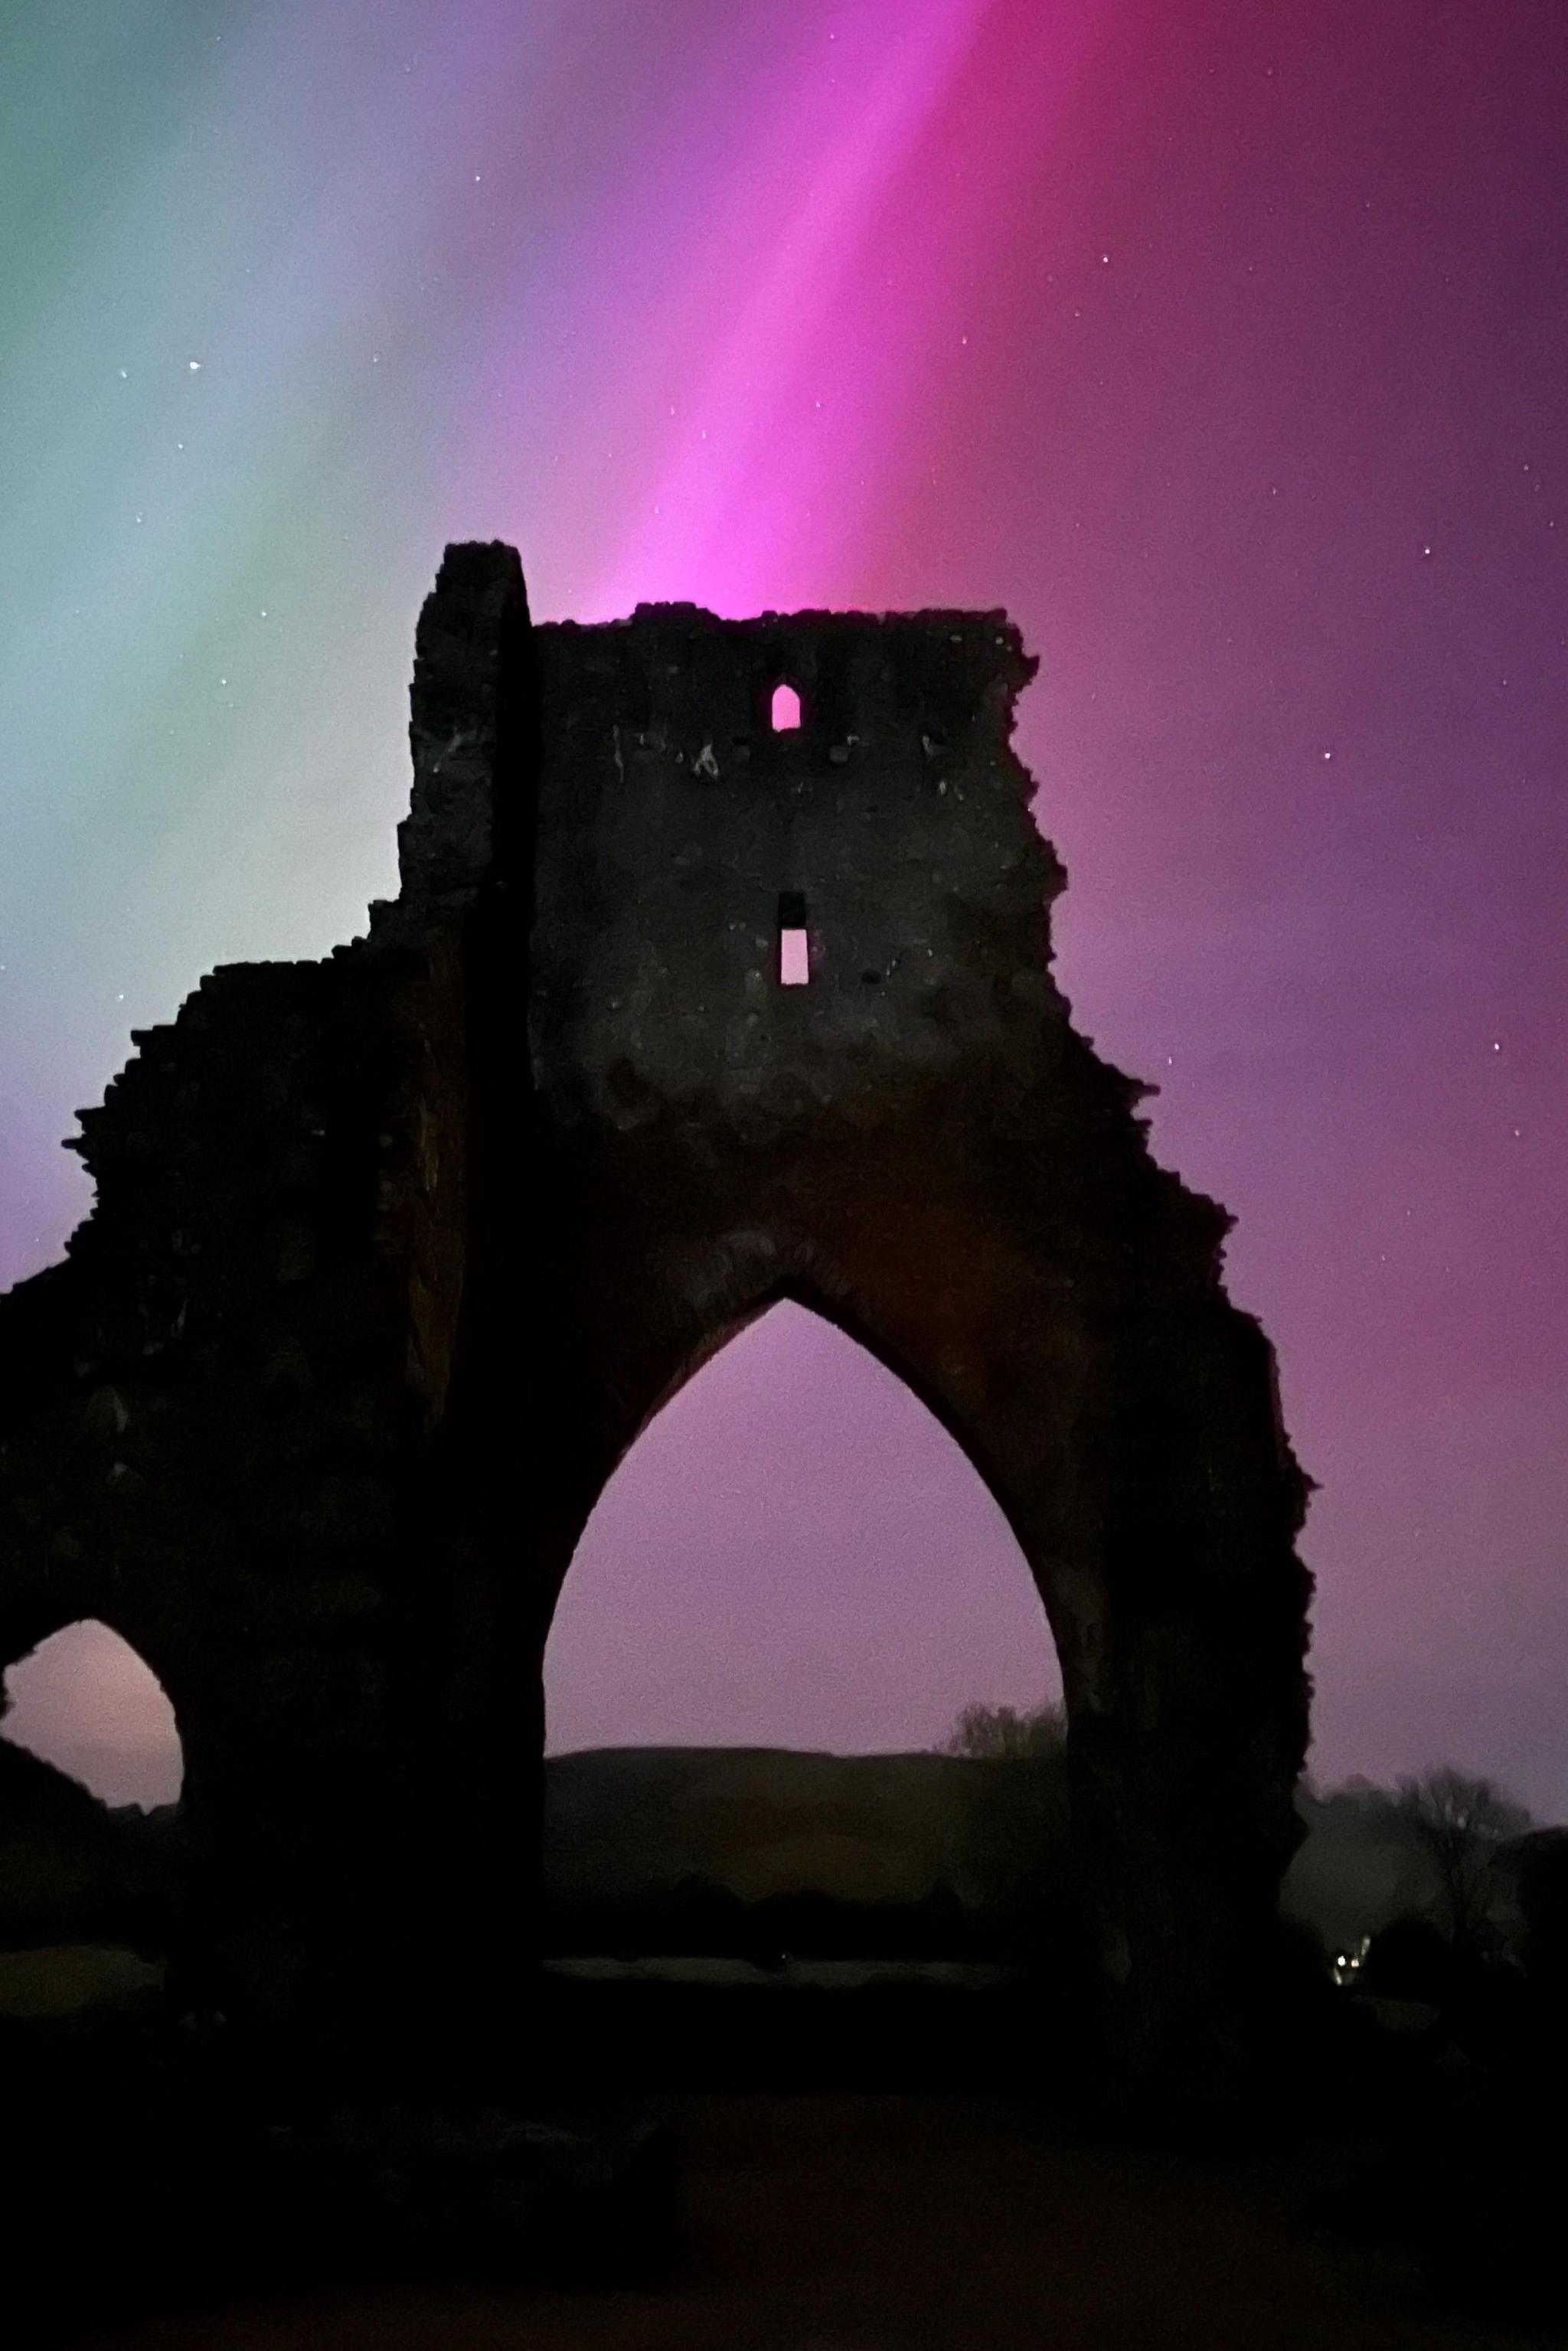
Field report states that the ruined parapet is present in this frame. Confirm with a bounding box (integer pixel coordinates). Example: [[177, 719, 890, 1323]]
[[392, 539, 535, 922]]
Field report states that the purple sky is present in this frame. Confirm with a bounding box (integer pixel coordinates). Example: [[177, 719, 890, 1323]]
[[2, 2, 1565, 1816]]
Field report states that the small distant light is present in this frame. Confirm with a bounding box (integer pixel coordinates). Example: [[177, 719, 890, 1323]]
[[188, 359, 201, 372]]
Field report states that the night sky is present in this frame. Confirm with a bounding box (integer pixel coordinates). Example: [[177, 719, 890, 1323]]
[[2, 2, 1565, 1816]]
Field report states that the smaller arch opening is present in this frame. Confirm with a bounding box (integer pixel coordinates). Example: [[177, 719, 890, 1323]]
[[1, 1623, 184, 1984], [769, 681, 802, 732], [2, 1621, 183, 1811]]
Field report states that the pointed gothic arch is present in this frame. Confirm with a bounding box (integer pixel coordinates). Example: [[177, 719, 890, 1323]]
[[544, 1295, 1060, 1758]]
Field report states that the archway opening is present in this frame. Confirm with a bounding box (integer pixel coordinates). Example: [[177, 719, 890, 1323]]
[[0, 1623, 184, 1987], [541, 1302, 1067, 2052], [2, 1621, 183, 1811]]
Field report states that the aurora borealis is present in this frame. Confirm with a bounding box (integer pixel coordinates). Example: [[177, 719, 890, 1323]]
[[2, 3, 1565, 1813]]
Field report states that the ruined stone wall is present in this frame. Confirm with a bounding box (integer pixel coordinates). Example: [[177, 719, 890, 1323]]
[[0, 952, 415, 2028], [528, 606, 1060, 1131], [0, 540, 1314, 2114], [0, 546, 535, 2059], [521, 592, 1315, 2107]]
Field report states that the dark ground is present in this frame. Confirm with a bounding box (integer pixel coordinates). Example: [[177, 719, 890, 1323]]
[[46, 2085, 1564, 2351], [10, 1969, 1566, 2350]]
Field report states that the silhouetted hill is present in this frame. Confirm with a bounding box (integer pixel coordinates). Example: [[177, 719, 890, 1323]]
[[0, 1735, 179, 1949], [545, 1746, 987, 1908], [542, 1745, 1079, 1960]]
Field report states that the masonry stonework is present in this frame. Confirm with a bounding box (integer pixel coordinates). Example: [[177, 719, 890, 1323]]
[[0, 540, 1312, 2112]]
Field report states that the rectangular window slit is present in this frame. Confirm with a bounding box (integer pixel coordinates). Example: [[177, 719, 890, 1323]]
[[778, 891, 810, 985]]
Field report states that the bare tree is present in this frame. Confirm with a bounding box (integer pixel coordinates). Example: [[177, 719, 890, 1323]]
[[1393, 1767, 1532, 1951], [936, 1701, 1072, 1954], [939, 1700, 1066, 1760]]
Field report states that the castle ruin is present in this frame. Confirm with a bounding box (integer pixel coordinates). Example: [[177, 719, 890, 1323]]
[[0, 542, 1312, 2111]]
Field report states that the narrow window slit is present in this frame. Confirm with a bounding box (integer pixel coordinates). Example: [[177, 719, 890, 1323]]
[[778, 891, 810, 985]]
